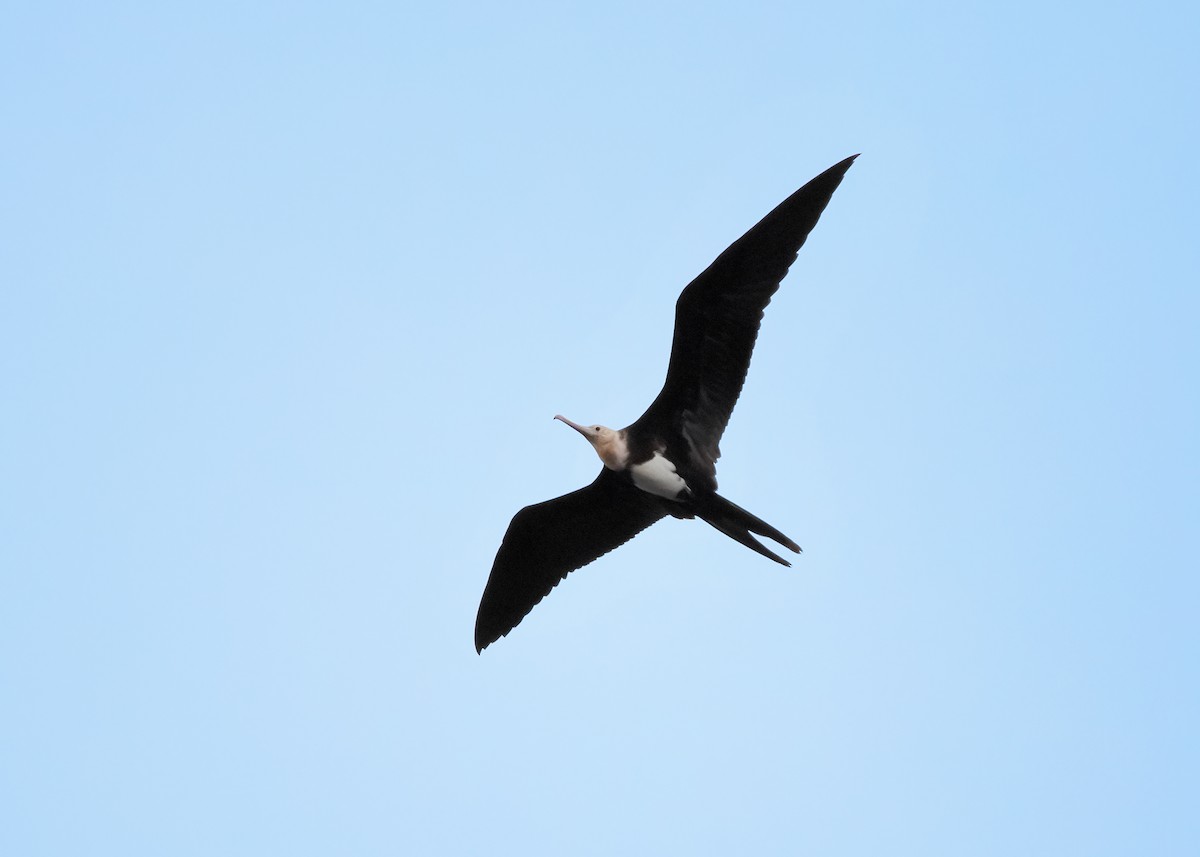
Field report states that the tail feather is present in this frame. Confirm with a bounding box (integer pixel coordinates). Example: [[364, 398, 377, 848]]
[[695, 493, 801, 566]]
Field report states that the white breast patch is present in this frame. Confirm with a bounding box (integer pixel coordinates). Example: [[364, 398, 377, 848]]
[[630, 453, 689, 500]]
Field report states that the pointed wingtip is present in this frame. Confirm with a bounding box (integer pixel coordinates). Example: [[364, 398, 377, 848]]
[[833, 153, 859, 173], [823, 153, 859, 177], [476, 618, 515, 654]]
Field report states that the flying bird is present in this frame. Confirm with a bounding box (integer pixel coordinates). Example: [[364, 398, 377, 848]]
[[475, 155, 857, 652]]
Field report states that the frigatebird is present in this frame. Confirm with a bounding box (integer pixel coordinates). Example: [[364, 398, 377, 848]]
[[475, 155, 856, 652]]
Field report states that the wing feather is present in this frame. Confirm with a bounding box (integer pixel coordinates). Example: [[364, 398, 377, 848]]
[[474, 468, 667, 652], [631, 156, 857, 484]]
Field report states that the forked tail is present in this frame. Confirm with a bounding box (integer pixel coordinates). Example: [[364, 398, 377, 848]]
[[695, 493, 802, 566]]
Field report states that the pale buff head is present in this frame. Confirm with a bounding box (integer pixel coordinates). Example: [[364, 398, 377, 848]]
[[554, 415, 629, 471]]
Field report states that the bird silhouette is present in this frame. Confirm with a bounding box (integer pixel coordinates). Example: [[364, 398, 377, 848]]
[[475, 155, 857, 652]]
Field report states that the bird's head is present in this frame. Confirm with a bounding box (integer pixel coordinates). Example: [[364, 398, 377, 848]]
[[554, 415, 628, 470]]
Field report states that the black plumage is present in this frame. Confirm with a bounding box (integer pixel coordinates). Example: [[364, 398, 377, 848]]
[[475, 155, 857, 652]]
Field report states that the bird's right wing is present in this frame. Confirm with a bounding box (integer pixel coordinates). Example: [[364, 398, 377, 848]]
[[632, 156, 857, 486], [475, 468, 667, 652]]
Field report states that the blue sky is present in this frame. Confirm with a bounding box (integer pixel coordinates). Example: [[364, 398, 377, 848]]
[[2, 2, 1197, 855]]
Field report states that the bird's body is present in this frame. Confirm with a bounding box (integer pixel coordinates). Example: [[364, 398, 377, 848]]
[[475, 156, 857, 652], [627, 452, 688, 501]]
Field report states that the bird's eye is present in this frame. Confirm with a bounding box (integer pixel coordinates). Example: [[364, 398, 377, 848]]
[[594, 426, 601, 432]]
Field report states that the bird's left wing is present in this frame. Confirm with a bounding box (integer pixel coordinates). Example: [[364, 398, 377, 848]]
[[475, 468, 667, 652]]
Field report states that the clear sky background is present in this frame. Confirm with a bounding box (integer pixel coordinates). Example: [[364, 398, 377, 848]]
[[2, 3, 1197, 855]]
